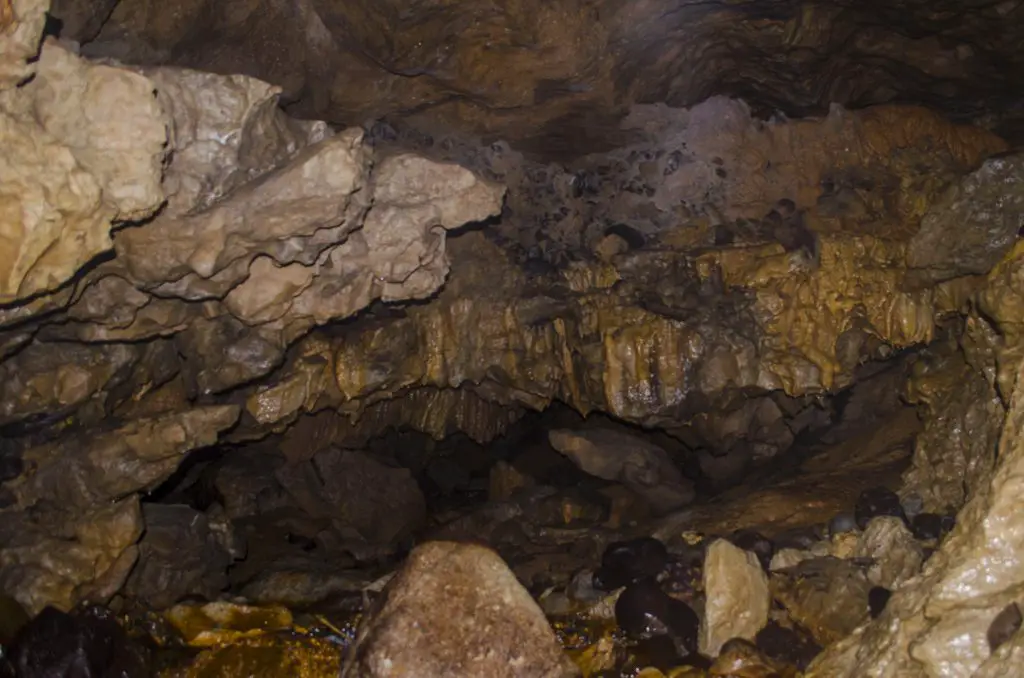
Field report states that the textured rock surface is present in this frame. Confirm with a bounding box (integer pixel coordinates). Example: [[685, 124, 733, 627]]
[[772, 557, 872, 648], [0, 405, 239, 614], [907, 153, 1024, 287], [808, 358, 1024, 676], [700, 539, 771, 657], [0, 38, 167, 303], [50, 0, 1024, 156], [854, 517, 925, 590], [123, 503, 234, 609], [349, 541, 579, 678], [275, 448, 426, 544], [547, 428, 694, 513]]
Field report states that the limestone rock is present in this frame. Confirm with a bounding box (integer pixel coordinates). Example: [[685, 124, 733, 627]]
[[275, 448, 426, 545], [0, 406, 238, 615], [854, 517, 925, 589], [124, 503, 234, 609], [0, 342, 141, 425], [349, 541, 579, 678], [0, 39, 168, 304], [771, 557, 872, 648], [700, 539, 771, 657], [902, 351, 1004, 513], [11, 405, 240, 507], [808, 359, 1024, 676], [547, 428, 694, 513], [70, 0, 1024, 157], [138, 67, 331, 216], [907, 153, 1024, 286], [0, 0, 49, 88], [0, 497, 142, 616]]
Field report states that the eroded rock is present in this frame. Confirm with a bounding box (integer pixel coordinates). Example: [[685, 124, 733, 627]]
[[123, 503, 234, 609], [771, 557, 871, 648], [349, 541, 579, 678], [854, 517, 924, 590], [548, 428, 694, 514], [0, 39, 167, 304], [276, 448, 426, 545]]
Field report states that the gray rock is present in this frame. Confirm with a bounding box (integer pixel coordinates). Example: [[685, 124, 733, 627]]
[[907, 153, 1024, 286]]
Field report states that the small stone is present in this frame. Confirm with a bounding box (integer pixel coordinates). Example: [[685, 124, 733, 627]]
[[728, 529, 774, 571], [901, 492, 925, 519], [755, 621, 822, 670], [769, 557, 871, 647], [828, 513, 858, 536], [709, 638, 780, 677], [988, 602, 1023, 653], [854, 487, 907, 530], [769, 548, 813, 571]]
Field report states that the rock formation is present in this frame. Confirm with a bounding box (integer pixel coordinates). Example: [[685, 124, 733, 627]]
[[3, 0, 1024, 675]]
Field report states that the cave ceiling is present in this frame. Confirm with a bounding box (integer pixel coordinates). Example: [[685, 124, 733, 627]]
[[50, 0, 1024, 160]]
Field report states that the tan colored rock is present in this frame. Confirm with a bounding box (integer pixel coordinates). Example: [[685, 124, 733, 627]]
[[0, 497, 142, 616], [0, 406, 239, 615], [808, 358, 1024, 676], [0, 0, 49, 88], [349, 541, 579, 678], [700, 539, 770, 657], [907, 153, 1024, 286], [902, 351, 1004, 513], [11, 405, 240, 507], [770, 548, 814, 572], [0, 342, 141, 424], [771, 557, 872, 648], [0, 38, 167, 304], [548, 427, 695, 513], [115, 128, 369, 292], [855, 517, 924, 589]]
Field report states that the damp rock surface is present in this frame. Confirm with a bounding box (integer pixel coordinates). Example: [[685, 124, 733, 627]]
[[349, 541, 579, 678]]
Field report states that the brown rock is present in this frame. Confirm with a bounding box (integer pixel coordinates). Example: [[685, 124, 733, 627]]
[[276, 448, 426, 545], [349, 541, 579, 678], [547, 427, 694, 513], [771, 557, 871, 647]]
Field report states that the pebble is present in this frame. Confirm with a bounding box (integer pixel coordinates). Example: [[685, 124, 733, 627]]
[[828, 513, 858, 536], [987, 602, 1023, 652]]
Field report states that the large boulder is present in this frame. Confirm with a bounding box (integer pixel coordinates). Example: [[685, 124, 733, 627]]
[[349, 541, 579, 678]]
